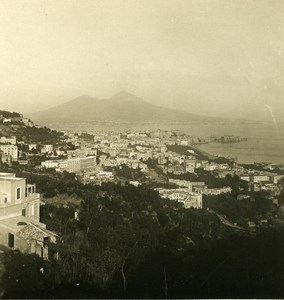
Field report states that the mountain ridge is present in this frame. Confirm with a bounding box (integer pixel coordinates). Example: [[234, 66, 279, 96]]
[[27, 91, 217, 127]]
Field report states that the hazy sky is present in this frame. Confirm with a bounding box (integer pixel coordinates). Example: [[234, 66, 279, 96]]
[[0, 0, 283, 121]]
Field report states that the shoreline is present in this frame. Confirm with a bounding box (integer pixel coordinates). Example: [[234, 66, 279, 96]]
[[189, 144, 217, 160], [196, 142, 284, 165]]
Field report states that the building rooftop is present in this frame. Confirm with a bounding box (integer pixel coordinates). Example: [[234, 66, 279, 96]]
[[17, 223, 55, 241], [0, 216, 55, 239], [0, 177, 23, 181], [0, 172, 16, 177]]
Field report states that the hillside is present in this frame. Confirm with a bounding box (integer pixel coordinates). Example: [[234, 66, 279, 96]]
[[27, 92, 214, 127], [0, 115, 64, 145]]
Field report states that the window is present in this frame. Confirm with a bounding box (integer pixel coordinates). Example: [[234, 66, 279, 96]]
[[4, 197, 7, 203], [16, 187, 21, 200], [8, 233, 14, 248], [43, 237, 50, 246]]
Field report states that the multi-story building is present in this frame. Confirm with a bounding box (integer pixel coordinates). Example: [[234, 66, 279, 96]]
[[78, 156, 96, 172], [203, 162, 218, 171], [184, 163, 195, 173], [203, 186, 232, 195], [157, 156, 168, 165], [41, 144, 53, 154], [67, 148, 97, 158], [0, 173, 56, 259], [83, 170, 114, 185], [0, 136, 17, 145], [0, 144, 18, 160], [253, 175, 270, 183], [156, 188, 202, 209], [41, 160, 60, 169], [109, 148, 118, 157], [22, 118, 34, 127], [41, 156, 96, 173], [60, 156, 96, 173], [169, 179, 193, 191], [240, 174, 270, 183]]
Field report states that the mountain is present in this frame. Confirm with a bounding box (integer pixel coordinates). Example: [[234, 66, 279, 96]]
[[27, 92, 214, 127]]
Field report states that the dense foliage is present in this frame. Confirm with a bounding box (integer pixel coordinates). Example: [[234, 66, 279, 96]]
[[16, 126, 64, 144], [2, 185, 284, 299], [16, 170, 81, 198], [0, 165, 283, 298], [169, 170, 248, 194], [113, 165, 145, 181], [0, 110, 21, 118], [203, 192, 279, 226]]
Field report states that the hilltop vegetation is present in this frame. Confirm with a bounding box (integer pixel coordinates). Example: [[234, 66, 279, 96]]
[[16, 126, 65, 144], [0, 110, 65, 145], [0, 110, 21, 118]]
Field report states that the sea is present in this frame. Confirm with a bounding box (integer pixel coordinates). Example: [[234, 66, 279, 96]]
[[53, 120, 284, 165], [165, 121, 283, 165], [189, 122, 284, 165]]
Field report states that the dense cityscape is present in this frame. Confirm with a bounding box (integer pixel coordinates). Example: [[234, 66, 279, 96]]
[[0, 110, 283, 298]]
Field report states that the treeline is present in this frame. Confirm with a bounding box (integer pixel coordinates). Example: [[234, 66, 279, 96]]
[[203, 192, 279, 226], [0, 110, 21, 118], [18, 170, 81, 198]]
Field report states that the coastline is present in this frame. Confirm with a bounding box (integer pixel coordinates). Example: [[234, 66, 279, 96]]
[[189, 144, 217, 160], [197, 141, 284, 165]]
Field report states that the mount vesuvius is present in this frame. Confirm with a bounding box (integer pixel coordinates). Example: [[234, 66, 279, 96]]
[[27, 92, 214, 127]]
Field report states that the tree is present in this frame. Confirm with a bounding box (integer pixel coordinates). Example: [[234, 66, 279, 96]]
[[2, 251, 45, 298]]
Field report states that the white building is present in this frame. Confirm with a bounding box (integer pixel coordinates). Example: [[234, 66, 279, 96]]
[[41, 160, 60, 169], [0, 144, 18, 160], [240, 175, 250, 182], [0, 173, 56, 259], [60, 156, 96, 173], [156, 188, 202, 209], [96, 170, 113, 178], [203, 186, 232, 195], [0, 136, 17, 145], [253, 175, 270, 183], [41, 144, 53, 154], [28, 144, 38, 151], [129, 181, 141, 187]]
